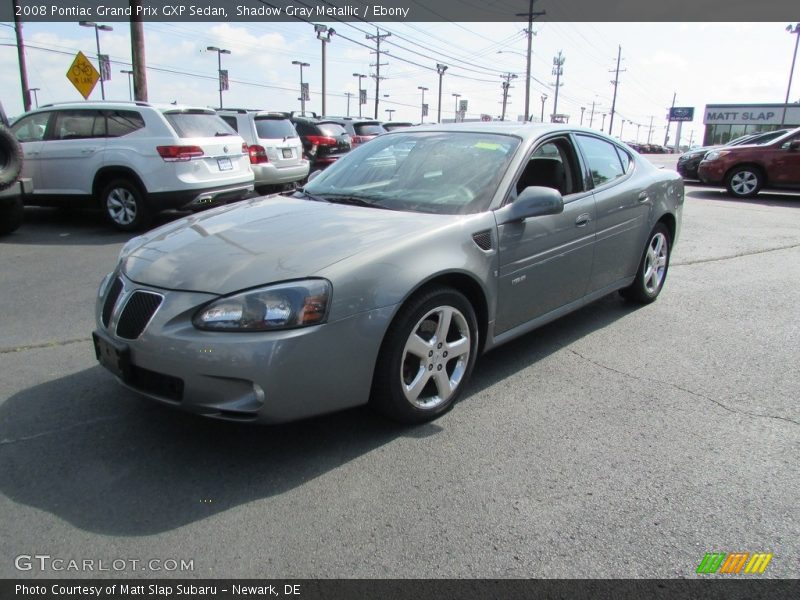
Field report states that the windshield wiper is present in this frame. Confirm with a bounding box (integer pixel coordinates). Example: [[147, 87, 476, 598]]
[[316, 193, 391, 209], [294, 188, 330, 203], [215, 132, 234, 136]]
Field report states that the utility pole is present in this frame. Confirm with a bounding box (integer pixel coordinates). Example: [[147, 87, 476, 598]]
[[130, 0, 148, 101], [514, 0, 546, 121], [580, 106, 585, 125], [436, 63, 448, 123], [13, 1, 31, 112], [344, 92, 354, 117], [781, 23, 800, 127], [418, 86, 428, 122], [452, 93, 461, 122], [540, 94, 547, 122], [608, 45, 625, 135], [366, 28, 390, 119], [664, 92, 676, 146], [550, 51, 565, 122], [500, 73, 517, 121], [588, 100, 597, 127], [647, 116, 654, 143], [315, 25, 334, 116]]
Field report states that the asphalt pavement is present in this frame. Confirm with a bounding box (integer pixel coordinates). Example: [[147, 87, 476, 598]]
[[1, 161, 798, 578]]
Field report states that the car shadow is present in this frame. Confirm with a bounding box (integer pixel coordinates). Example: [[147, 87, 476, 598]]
[[0, 293, 638, 536], [687, 188, 800, 207]]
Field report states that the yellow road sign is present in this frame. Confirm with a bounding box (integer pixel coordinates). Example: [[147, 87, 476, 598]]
[[66, 51, 100, 99]]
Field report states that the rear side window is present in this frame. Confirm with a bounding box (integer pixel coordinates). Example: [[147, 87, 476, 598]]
[[219, 115, 239, 132], [355, 123, 386, 136], [106, 110, 145, 137], [53, 110, 106, 140], [575, 134, 626, 187], [317, 122, 347, 137], [254, 118, 297, 139], [163, 111, 236, 138]]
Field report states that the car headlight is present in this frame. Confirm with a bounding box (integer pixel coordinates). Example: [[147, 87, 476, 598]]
[[193, 279, 332, 332], [703, 150, 729, 162]]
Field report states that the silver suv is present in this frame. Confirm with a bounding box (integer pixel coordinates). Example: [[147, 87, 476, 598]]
[[10, 101, 254, 230], [217, 109, 309, 193]]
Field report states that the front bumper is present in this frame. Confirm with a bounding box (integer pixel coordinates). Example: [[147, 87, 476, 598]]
[[94, 273, 395, 423], [697, 161, 727, 185]]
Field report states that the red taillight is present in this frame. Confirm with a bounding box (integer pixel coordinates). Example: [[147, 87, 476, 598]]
[[248, 144, 269, 164], [156, 145, 204, 161], [351, 135, 371, 145], [305, 135, 337, 147]]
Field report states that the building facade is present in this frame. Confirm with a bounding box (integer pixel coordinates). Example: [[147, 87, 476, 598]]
[[703, 103, 800, 145]]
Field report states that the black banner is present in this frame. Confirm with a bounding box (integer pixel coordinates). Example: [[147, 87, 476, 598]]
[[3, 0, 799, 23], [2, 579, 800, 600]]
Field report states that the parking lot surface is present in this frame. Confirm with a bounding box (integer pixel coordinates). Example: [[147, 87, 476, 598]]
[[1, 164, 798, 578]]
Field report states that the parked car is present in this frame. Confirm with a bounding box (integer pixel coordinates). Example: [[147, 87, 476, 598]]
[[320, 117, 386, 148], [9, 101, 254, 230], [697, 128, 800, 197], [216, 109, 309, 193], [286, 113, 352, 172], [383, 121, 414, 131], [93, 123, 683, 425], [0, 102, 30, 235], [677, 129, 791, 180]]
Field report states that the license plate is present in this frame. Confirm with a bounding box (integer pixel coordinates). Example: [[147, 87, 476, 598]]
[[282, 148, 293, 159], [217, 157, 233, 171], [92, 332, 131, 381]]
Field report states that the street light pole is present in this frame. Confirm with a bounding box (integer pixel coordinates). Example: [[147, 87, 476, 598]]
[[292, 60, 311, 114], [353, 73, 366, 118], [29, 87, 40, 108], [207, 46, 231, 108], [385, 108, 395, 119], [436, 63, 448, 124], [418, 86, 428, 123], [315, 25, 334, 116], [80, 21, 114, 100], [120, 70, 133, 101], [540, 94, 547, 122], [580, 106, 585, 125], [452, 93, 461, 122], [781, 23, 800, 127]]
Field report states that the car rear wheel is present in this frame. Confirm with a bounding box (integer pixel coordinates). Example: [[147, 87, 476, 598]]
[[621, 223, 671, 304], [101, 179, 151, 231], [725, 166, 762, 198], [371, 287, 478, 423]]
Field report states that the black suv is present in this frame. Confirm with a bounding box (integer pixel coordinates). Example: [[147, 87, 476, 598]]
[[320, 117, 386, 148], [287, 113, 352, 171]]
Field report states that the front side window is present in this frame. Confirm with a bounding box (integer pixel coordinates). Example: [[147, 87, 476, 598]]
[[303, 132, 520, 215], [11, 111, 50, 142], [575, 134, 626, 187]]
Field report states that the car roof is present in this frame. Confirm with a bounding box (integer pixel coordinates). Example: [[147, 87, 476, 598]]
[[391, 121, 609, 143], [33, 100, 215, 113]]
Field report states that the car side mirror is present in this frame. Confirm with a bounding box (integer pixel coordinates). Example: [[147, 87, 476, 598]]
[[785, 140, 800, 151], [496, 186, 564, 224], [307, 169, 323, 182]]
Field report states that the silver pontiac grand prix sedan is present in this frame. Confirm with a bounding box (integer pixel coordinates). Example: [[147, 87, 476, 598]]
[[93, 123, 683, 424]]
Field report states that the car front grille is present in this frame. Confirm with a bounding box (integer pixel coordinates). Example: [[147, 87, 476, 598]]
[[101, 277, 124, 327], [116, 291, 163, 340]]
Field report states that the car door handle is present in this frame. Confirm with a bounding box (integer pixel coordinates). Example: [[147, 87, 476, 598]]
[[80, 148, 97, 154], [575, 213, 592, 227], [638, 191, 649, 202]]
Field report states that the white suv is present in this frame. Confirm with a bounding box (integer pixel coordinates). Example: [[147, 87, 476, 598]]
[[217, 109, 308, 193], [11, 101, 254, 230]]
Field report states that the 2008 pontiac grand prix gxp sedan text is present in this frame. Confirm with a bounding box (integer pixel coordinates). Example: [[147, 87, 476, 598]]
[[93, 123, 683, 424]]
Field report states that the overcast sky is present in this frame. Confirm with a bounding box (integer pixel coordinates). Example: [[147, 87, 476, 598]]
[[1, 20, 798, 145]]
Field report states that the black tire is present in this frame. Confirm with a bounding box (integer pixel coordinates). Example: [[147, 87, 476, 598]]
[[725, 166, 762, 198], [0, 124, 23, 192], [621, 223, 671, 304], [0, 196, 23, 235], [100, 178, 152, 231], [371, 286, 479, 424]]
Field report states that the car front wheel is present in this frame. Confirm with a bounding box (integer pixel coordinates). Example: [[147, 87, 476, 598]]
[[621, 223, 671, 304], [101, 179, 151, 231], [371, 287, 478, 423], [725, 166, 762, 198]]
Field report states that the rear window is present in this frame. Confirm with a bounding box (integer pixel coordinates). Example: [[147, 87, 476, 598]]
[[355, 123, 386, 136], [317, 122, 347, 137], [254, 118, 297, 139], [163, 111, 236, 138]]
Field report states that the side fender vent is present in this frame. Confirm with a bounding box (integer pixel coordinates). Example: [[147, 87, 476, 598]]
[[472, 230, 493, 251]]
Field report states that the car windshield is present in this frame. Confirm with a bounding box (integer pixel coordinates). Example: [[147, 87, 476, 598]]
[[302, 131, 520, 215], [164, 111, 236, 138], [255, 117, 297, 139]]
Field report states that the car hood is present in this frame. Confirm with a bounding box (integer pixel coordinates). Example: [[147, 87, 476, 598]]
[[122, 196, 447, 295]]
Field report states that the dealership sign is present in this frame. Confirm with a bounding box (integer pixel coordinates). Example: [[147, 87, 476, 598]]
[[704, 104, 800, 125], [669, 107, 694, 122]]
